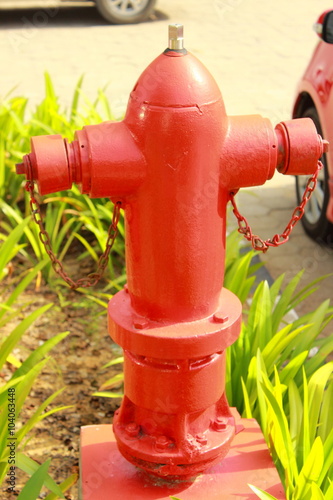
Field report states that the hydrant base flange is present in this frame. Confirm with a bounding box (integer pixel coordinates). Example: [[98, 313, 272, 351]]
[[80, 414, 286, 499], [108, 288, 242, 476]]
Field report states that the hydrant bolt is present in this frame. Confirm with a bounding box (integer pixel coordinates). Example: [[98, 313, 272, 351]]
[[125, 423, 140, 438], [212, 417, 229, 431], [133, 318, 149, 329], [196, 433, 208, 446], [213, 313, 229, 323], [155, 436, 171, 452]]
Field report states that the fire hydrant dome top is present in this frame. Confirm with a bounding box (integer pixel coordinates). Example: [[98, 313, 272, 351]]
[[129, 25, 223, 108]]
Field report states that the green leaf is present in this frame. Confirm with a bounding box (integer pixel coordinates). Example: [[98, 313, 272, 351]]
[[16, 453, 65, 498], [261, 324, 308, 373], [102, 356, 124, 369], [271, 270, 303, 334], [310, 483, 325, 500], [279, 350, 308, 387], [6, 353, 21, 368], [288, 380, 303, 456], [305, 336, 333, 377], [44, 473, 78, 500], [16, 459, 53, 500], [324, 479, 333, 499], [256, 352, 268, 431], [0, 258, 48, 317], [0, 217, 30, 277], [294, 437, 324, 499], [224, 250, 257, 303], [11, 331, 69, 381], [72, 231, 98, 261], [290, 274, 331, 311], [308, 362, 333, 444], [99, 372, 124, 390], [249, 484, 279, 499], [0, 358, 49, 455], [15, 387, 71, 442], [302, 368, 310, 465], [293, 300, 331, 358], [318, 379, 333, 442], [247, 281, 272, 351], [241, 377, 253, 418], [268, 273, 285, 311], [260, 378, 298, 486], [0, 303, 53, 370], [70, 75, 84, 120], [318, 426, 333, 487], [92, 391, 123, 398]]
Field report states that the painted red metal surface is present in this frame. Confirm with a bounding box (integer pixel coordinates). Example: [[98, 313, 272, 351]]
[[109, 287, 241, 476], [80, 417, 286, 499], [16, 43, 326, 481]]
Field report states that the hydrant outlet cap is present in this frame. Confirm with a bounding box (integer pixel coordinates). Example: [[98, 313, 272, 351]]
[[29, 135, 72, 195], [275, 118, 325, 176]]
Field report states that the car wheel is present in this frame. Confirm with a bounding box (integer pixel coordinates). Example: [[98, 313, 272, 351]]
[[295, 107, 333, 243], [95, 0, 157, 24]]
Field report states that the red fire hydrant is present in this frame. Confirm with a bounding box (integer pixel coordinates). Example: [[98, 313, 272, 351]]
[[17, 25, 326, 498]]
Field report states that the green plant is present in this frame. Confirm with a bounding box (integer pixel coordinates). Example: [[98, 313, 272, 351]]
[[224, 234, 333, 499], [247, 360, 333, 500], [226, 270, 333, 415], [0, 74, 126, 289], [92, 356, 124, 399], [0, 220, 77, 498]]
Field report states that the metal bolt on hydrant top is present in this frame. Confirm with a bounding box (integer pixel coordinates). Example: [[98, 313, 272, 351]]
[[16, 25, 328, 499]]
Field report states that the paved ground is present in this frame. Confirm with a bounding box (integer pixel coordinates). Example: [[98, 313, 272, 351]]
[[0, 0, 332, 319]]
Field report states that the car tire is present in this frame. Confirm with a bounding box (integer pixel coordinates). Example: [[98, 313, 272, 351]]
[[95, 0, 157, 24], [295, 107, 333, 243]]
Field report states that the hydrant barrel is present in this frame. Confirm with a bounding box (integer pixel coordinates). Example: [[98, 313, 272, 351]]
[[123, 50, 229, 322]]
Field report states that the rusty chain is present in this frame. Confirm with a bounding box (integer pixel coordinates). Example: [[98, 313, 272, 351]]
[[25, 180, 122, 289], [230, 160, 323, 252]]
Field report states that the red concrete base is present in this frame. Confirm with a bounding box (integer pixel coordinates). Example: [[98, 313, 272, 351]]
[[80, 418, 285, 500]]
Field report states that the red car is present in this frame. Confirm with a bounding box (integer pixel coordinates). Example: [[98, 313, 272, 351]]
[[293, 9, 333, 243]]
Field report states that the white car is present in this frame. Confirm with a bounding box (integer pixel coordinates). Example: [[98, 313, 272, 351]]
[[93, 0, 157, 24], [0, 0, 158, 24]]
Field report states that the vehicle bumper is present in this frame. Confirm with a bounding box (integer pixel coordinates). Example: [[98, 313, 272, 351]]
[[327, 176, 333, 223]]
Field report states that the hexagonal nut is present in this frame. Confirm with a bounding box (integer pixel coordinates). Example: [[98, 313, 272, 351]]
[[195, 433, 208, 445], [125, 422, 140, 437], [212, 312, 229, 324], [155, 435, 171, 452], [211, 416, 228, 431], [133, 317, 149, 329]]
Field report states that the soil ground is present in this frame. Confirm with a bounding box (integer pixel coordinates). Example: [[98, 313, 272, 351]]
[[1, 264, 123, 499]]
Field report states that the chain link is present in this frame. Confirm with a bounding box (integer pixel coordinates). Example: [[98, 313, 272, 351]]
[[230, 160, 323, 253], [25, 181, 122, 289]]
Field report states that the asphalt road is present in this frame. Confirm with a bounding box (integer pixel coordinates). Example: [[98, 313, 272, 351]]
[[0, 0, 332, 320]]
